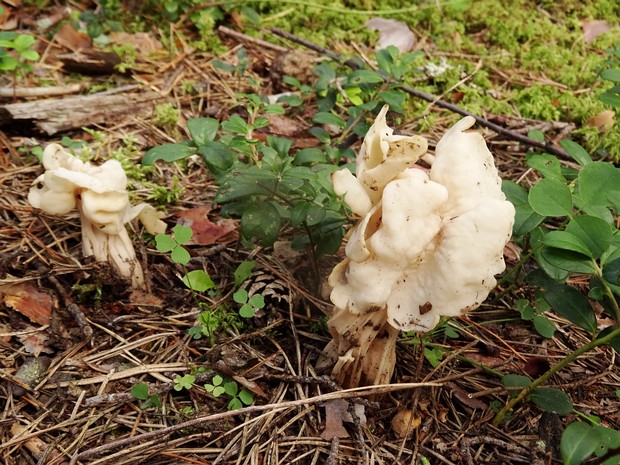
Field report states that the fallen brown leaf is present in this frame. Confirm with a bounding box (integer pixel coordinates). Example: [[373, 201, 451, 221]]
[[54, 23, 92, 51], [177, 206, 237, 246], [320, 399, 350, 440], [0, 283, 54, 325], [391, 409, 421, 438]]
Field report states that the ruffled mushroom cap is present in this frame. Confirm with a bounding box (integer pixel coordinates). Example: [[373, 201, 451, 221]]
[[28, 144, 166, 288], [321, 109, 515, 388]]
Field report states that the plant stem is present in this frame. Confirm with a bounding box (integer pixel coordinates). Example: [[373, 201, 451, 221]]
[[493, 327, 620, 425]]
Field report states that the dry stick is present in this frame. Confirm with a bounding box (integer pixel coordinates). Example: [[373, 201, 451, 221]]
[[70, 382, 439, 464], [268, 27, 572, 161]]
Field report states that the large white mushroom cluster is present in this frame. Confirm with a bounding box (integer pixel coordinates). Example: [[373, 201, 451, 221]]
[[28, 144, 166, 288], [321, 106, 515, 388]]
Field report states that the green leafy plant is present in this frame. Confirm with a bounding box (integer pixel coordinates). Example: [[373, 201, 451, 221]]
[[495, 138, 620, 442], [173, 373, 195, 391], [204, 374, 254, 410], [155, 225, 216, 292], [0, 32, 40, 77], [232, 288, 265, 319], [131, 382, 162, 409], [599, 43, 620, 109]]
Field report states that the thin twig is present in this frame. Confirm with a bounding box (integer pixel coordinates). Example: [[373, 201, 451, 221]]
[[268, 27, 572, 160]]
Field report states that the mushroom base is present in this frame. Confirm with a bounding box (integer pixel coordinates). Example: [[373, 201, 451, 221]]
[[319, 305, 399, 389]]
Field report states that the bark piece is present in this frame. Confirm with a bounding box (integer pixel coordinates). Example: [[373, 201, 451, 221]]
[[0, 91, 163, 134]]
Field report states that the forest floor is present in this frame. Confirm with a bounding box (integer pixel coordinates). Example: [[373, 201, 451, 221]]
[[1, 2, 619, 465]]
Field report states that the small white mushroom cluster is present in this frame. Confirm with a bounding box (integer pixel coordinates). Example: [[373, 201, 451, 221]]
[[28, 144, 166, 288], [321, 106, 515, 388]]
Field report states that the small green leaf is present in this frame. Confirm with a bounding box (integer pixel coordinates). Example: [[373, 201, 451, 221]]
[[142, 143, 196, 165], [233, 289, 248, 304], [312, 112, 346, 128], [560, 139, 592, 166], [19, 49, 39, 61], [249, 294, 265, 308], [561, 422, 602, 465], [238, 389, 254, 405], [599, 90, 620, 108], [530, 387, 573, 415], [173, 225, 193, 244], [212, 374, 223, 386], [544, 285, 597, 333], [187, 118, 219, 146], [528, 178, 572, 217], [222, 115, 252, 135], [228, 398, 243, 410], [171, 245, 191, 265], [526, 154, 564, 181], [223, 381, 238, 396], [213, 386, 225, 397], [347, 69, 384, 85], [501, 374, 532, 393], [13, 34, 36, 51], [533, 315, 556, 338], [502, 180, 545, 235], [539, 247, 597, 274], [182, 270, 216, 292], [234, 260, 256, 287], [131, 383, 149, 400], [239, 303, 255, 318], [155, 234, 176, 253], [174, 374, 195, 391]]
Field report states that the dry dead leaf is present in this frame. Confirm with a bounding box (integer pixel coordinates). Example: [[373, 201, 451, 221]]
[[108, 32, 162, 55], [582, 20, 610, 44], [320, 399, 350, 440], [54, 23, 92, 51], [177, 206, 237, 246], [129, 290, 163, 306], [365, 17, 416, 52], [586, 110, 615, 133], [391, 409, 421, 438], [448, 383, 488, 410], [0, 283, 54, 325]]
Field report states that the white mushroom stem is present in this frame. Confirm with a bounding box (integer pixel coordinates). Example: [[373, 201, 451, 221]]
[[28, 144, 165, 288]]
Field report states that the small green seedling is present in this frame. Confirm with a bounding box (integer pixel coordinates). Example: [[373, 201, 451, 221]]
[[173, 374, 196, 391], [0, 32, 40, 76], [205, 374, 254, 410], [131, 382, 162, 409], [156, 225, 216, 292], [233, 289, 265, 318]]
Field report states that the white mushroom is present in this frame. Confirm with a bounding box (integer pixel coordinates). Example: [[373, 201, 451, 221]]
[[28, 144, 166, 288], [320, 107, 515, 388]]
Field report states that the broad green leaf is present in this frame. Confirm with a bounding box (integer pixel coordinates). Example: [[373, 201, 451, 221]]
[[528, 129, 545, 142], [223, 381, 238, 396], [561, 422, 602, 465], [526, 154, 564, 181], [601, 69, 620, 82], [19, 49, 39, 61], [13, 34, 36, 51], [142, 143, 196, 165], [131, 383, 149, 400], [295, 148, 326, 165], [533, 315, 556, 338], [198, 141, 235, 178], [173, 225, 192, 244], [155, 234, 176, 253], [240, 201, 281, 246], [0, 56, 18, 70], [228, 398, 243, 410], [530, 387, 573, 415], [239, 303, 255, 318], [249, 294, 265, 308], [596, 327, 620, 354], [599, 90, 620, 108], [378, 89, 405, 111], [602, 258, 620, 288], [543, 231, 592, 257], [234, 260, 256, 287], [565, 215, 613, 259], [187, 118, 218, 146], [578, 162, 620, 209], [539, 247, 597, 274], [560, 139, 592, 166], [544, 285, 597, 333], [312, 112, 346, 128], [182, 270, 216, 292], [607, 190, 620, 212], [592, 425, 620, 459], [528, 178, 572, 217], [502, 180, 545, 235], [171, 246, 191, 265]]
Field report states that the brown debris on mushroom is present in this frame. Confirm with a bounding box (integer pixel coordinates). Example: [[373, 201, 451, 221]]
[[319, 106, 515, 388]]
